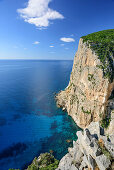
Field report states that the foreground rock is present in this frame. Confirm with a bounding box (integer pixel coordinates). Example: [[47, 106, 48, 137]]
[[56, 122, 114, 170]]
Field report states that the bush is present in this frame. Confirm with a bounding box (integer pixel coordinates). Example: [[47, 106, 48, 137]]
[[81, 106, 91, 114], [101, 116, 111, 129], [27, 153, 59, 170]]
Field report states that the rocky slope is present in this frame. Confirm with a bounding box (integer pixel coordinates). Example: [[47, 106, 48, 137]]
[[56, 122, 114, 170], [56, 30, 114, 129]]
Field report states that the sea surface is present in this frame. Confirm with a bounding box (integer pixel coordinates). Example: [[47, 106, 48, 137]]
[[0, 60, 81, 170]]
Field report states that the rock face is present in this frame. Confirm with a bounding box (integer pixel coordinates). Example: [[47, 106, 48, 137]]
[[56, 38, 114, 129], [56, 122, 114, 170]]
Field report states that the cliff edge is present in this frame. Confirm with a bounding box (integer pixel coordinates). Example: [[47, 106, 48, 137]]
[[56, 29, 114, 129]]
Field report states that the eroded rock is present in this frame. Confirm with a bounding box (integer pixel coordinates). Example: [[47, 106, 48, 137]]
[[57, 122, 113, 170]]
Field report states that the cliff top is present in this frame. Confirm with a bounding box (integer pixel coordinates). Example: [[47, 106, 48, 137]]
[[81, 29, 114, 81]]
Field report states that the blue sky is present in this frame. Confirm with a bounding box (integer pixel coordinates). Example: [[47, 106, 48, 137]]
[[0, 0, 114, 60]]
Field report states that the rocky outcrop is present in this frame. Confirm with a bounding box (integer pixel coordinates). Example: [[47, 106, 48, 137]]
[[56, 122, 114, 170], [56, 38, 114, 129]]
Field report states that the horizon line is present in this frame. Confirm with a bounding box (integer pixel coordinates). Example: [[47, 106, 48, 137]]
[[0, 59, 73, 61]]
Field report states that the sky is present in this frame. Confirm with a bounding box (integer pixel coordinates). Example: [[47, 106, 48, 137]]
[[0, 0, 114, 60]]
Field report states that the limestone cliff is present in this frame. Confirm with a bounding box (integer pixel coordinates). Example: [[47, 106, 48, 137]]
[[56, 31, 114, 129]]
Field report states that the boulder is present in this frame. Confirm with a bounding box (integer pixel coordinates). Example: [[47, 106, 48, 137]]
[[104, 140, 114, 158], [87, 122, 101, 138], [96, 154, 111, 170], [56, 153, 73, 170], [82, 155, 95, 170], [70, 164, 78, 170]]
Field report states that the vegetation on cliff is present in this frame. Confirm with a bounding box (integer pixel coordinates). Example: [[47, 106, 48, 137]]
[[27, 153, 59, 170], [9, 153, 59, 170], [82, 29, 114, 81]]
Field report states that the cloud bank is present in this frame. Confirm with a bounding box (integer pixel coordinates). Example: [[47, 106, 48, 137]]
[[60, 37, 75, 42], [17, 0, 64, 29]]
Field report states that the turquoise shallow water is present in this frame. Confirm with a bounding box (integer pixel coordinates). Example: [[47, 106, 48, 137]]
[[0, 60, 81, 170]]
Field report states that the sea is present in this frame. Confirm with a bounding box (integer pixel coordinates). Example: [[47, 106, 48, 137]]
[[0, 60, 81, 170]]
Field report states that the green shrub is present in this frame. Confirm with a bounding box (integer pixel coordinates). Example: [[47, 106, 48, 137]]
[[101, 116, 111, 129], [9, 169, 20, 170], [81, 106, 91, 114], [27, 153, 59, 170], [88, 74, 94, 81], [98, 140, 112, 160]]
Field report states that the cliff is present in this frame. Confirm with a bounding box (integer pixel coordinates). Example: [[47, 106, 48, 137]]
[[56, 29, 114, 129], [56, 29, 114, 170]]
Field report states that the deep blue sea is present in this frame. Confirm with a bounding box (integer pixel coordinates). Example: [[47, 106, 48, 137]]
[[0, 60, 81, 170]]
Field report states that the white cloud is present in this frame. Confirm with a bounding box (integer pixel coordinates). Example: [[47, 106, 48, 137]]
[[33, 41, 40, 45], [61, 44, 65, 46], [50, 45, 54, 47], [17, 0, 64, 29], [60, 37, 75, 43], [65, 48, 69, 50]]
